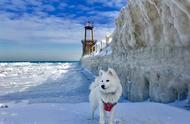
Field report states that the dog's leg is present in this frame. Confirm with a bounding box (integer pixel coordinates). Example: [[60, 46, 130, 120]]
[[91, 110, 95, 119], [109, 106, 116, 124], [99, 102, 105, 124], [89, 89, 98, 120], [91, 104, 97, 119]]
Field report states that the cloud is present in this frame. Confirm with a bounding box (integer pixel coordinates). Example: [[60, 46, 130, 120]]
[[25, 0, 43, 6], [0, 14, 80, 44], [0, 12, 114, 46], [58, 3, 68, 9], [98, 11, 119, 18], [0, 0, 125, 60], [42, 4, 56, 12], [87, 0, 126, 8], [0, 0, 122, 45]]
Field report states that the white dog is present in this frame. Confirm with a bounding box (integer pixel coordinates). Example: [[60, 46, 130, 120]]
[[89, 68, 122, 124]]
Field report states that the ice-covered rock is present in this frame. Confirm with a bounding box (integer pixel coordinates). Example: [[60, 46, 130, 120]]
[[81, 0, 190, 103]]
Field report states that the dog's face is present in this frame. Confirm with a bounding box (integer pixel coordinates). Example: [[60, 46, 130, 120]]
[[98, 68, 119, 94]]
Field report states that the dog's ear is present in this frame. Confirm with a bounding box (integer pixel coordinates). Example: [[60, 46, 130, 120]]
[[107, 68, 116, 76], [99, 70, 105, 76]]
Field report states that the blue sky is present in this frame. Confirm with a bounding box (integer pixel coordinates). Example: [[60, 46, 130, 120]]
[[0, 0, 126, 61]]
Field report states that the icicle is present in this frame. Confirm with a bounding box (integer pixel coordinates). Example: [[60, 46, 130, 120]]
[[147, 0, 161, 16], [170, 0, 190, 19], [133, 0, 151, 24]]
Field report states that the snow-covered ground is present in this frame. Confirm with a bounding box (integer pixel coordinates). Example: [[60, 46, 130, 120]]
[[1, 102, 190, 124], [0, 62, 90, 103], [0, 62, 190, 124]]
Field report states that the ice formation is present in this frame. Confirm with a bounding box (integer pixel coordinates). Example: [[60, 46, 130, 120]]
[[81, 0, 190, 103]]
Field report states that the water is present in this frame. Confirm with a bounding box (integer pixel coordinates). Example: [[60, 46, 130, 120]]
[[0, 62, 92, 103], [0, 61, 79, 64]]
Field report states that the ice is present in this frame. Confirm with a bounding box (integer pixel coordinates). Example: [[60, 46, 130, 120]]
[[0, 62, 91, 103], [0, 62, 190, 124], [83, 45, 112, 58]]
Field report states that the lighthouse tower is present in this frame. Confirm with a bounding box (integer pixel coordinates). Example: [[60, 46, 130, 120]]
[[81, 21, 96, 56]]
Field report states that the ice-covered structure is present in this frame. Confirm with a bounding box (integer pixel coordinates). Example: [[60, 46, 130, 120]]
[[81, 0, 190, 103]]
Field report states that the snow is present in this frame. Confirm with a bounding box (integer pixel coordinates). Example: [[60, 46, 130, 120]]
[[169, 100, 190, 110], [0, 62, 190, 124], [1, 102, 190, 124], [0, 62, 90, 103], [93, 45, 112, 57]]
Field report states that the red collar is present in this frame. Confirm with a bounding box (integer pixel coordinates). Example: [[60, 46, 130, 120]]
[[102, 100, 117, 112]]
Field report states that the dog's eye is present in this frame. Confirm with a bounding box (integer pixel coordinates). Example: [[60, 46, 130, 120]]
[[106, 80, 109, 82], [101, 80, 103, 82]]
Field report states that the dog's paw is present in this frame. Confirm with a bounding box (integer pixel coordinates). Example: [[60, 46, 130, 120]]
[[114, 119, 123, 124], [109, 120, 119, 124], [99, 120, 105, 124], [0, 104, 8, 109]]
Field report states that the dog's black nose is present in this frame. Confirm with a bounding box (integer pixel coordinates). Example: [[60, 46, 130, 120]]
[[101, 85, 105, 89]]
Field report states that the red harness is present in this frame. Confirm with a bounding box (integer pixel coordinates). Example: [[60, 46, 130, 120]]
[[102, 100, 117, 112]]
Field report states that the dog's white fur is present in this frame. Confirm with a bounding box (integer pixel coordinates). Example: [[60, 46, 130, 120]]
[[89, 68, 122, 124]]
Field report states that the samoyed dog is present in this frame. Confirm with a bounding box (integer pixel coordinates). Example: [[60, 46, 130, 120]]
[[89, 68, 122, 124]]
